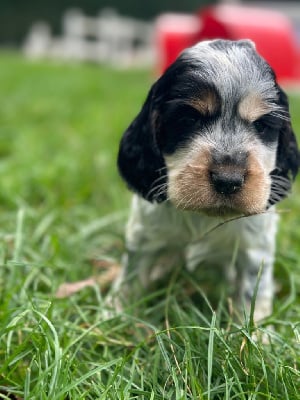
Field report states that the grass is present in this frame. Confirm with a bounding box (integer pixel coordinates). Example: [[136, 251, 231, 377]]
[[0, 52, 299, 399]]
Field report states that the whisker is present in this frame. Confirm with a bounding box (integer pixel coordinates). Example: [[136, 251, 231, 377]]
[[175, 188, 203, 210], [147, 181, 168, 199], [152, 174, 168, 185], [270, 110, 290, 122], [154, 185, 169, 201], [268, 178, 291, 205], [270, 175, 290, 186], [151, 174, 168, 186], [156, 166, 168, 173]]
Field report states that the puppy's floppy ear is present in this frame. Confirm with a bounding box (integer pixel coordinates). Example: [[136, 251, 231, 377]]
[[271, 86, 299, 203], [117, 84, 167, 202], [275, 87, 299, 179]]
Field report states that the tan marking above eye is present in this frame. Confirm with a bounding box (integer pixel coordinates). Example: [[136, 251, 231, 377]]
[[238, 93, 271, 122], [189, 90, 219, 116]]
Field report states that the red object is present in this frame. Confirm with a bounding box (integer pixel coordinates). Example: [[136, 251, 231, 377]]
[[155, 5, 300, 85], [154, 13, 202, 75]]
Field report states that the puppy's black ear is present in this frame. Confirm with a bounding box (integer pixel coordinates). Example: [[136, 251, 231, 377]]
[[117, 85, 167, 202], [270, 86, 299, 204]]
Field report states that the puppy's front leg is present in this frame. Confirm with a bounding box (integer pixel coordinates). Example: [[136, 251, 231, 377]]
[[112, 195, 184, 307], [235, 213, 278, 322]]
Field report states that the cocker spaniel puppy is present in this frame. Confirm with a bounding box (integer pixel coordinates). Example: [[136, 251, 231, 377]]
[[116, 39, 299, 321]]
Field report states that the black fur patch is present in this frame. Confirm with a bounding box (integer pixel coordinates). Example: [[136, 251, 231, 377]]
[[117, 86, 168, 202], [269, 86, 300, 205]]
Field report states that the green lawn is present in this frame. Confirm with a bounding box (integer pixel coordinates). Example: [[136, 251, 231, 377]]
[[0, 53, 300, 399]]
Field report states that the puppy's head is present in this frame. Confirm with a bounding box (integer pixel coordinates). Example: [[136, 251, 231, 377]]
[[118, 39, 299, 216]]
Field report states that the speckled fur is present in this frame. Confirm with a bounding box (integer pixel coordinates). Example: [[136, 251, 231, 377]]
[[115, 39, 299, 321]]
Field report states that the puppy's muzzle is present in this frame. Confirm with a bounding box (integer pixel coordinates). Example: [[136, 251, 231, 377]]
[[209, 151, 248, 196]]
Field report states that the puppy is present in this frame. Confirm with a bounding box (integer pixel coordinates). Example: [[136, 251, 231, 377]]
[[115, 39, 299, 321]]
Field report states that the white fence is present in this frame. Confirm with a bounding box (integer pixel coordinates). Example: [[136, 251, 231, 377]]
[[23, 8, 155, 68]]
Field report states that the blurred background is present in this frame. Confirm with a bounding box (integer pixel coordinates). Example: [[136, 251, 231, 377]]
[[0, 0, 298, 77], [0, 1, 299, 47], [2, 0, 216, 46]]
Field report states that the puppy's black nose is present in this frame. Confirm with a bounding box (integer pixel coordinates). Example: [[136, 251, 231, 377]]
[[210, 170, 244, 195]]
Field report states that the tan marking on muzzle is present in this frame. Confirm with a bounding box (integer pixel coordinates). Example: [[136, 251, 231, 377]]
[[167, 146, 271, 216]]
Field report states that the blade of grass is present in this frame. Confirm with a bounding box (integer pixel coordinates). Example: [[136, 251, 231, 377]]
[[207, 311, 216, 400]]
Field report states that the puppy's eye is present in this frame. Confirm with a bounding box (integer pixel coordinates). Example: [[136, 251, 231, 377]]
[[178, 115, 198, 128], [253, 119, 266, 133], [253, 115, 281, 144], [176, 105, 203, 128]]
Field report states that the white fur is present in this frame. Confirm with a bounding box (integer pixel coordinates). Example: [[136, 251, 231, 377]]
[[113, 194, 278, 321]]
